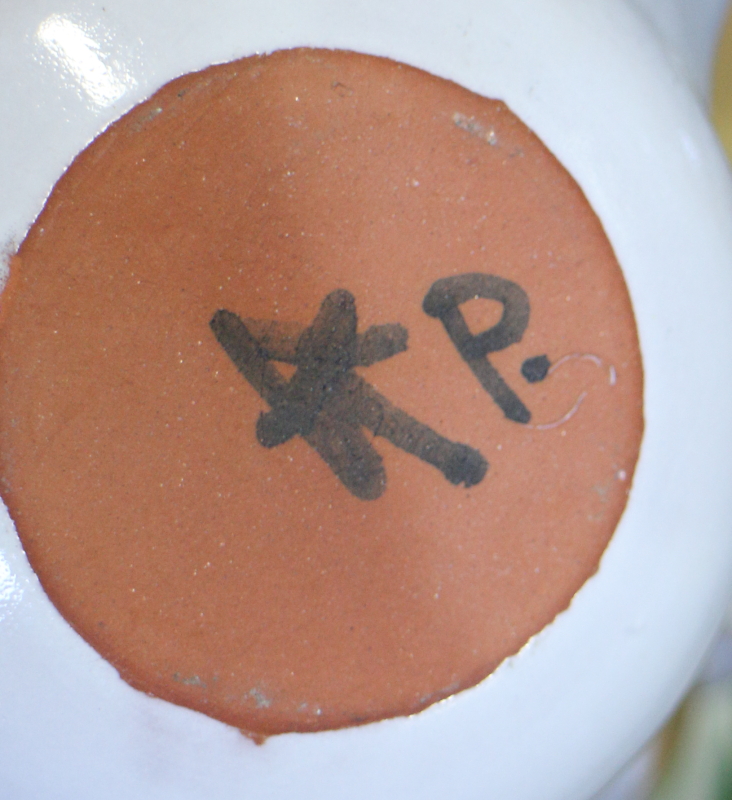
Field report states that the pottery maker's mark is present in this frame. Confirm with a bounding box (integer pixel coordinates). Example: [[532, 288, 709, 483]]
[[423, 274, 531, 423], [211, 290, 488, 500]]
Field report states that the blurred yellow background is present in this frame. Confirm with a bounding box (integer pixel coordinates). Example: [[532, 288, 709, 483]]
[[714, 5, 732, 153]]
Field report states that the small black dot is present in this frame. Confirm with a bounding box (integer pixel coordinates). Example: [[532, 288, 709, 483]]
[[521, 355, 551, 383]]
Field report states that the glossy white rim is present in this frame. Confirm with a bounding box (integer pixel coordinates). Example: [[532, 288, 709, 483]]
[[2, 1, 732, 798]]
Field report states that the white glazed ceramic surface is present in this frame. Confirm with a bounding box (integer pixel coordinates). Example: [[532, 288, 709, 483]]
[[2, 1, 732, 799], [629, 0, 729, 99]]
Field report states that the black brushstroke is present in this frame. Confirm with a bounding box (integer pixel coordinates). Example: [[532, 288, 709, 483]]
[[423, 274, 531, 423], [211, 290, 487, 500], [521, 355, 551, 383]]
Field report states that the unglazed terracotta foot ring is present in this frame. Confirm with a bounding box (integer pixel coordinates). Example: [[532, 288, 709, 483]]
[[0, 48, 642, 737]]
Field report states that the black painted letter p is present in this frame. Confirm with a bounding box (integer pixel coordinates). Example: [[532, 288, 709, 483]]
[[423, 273, 531, 423]]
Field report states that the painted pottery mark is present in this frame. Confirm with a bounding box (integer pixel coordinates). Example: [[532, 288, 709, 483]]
[[211, 289, 488, 500], [211, 274, 611, 499], [423, 274, 532, 423]]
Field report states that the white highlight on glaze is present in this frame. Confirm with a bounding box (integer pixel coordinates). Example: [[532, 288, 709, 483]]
[[36, 15, 136, 108], [0, 552, 22, 623], [529, 352, 616, 430]]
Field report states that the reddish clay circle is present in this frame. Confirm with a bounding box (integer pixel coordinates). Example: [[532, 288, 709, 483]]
[[0, 49, 642, 735]]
